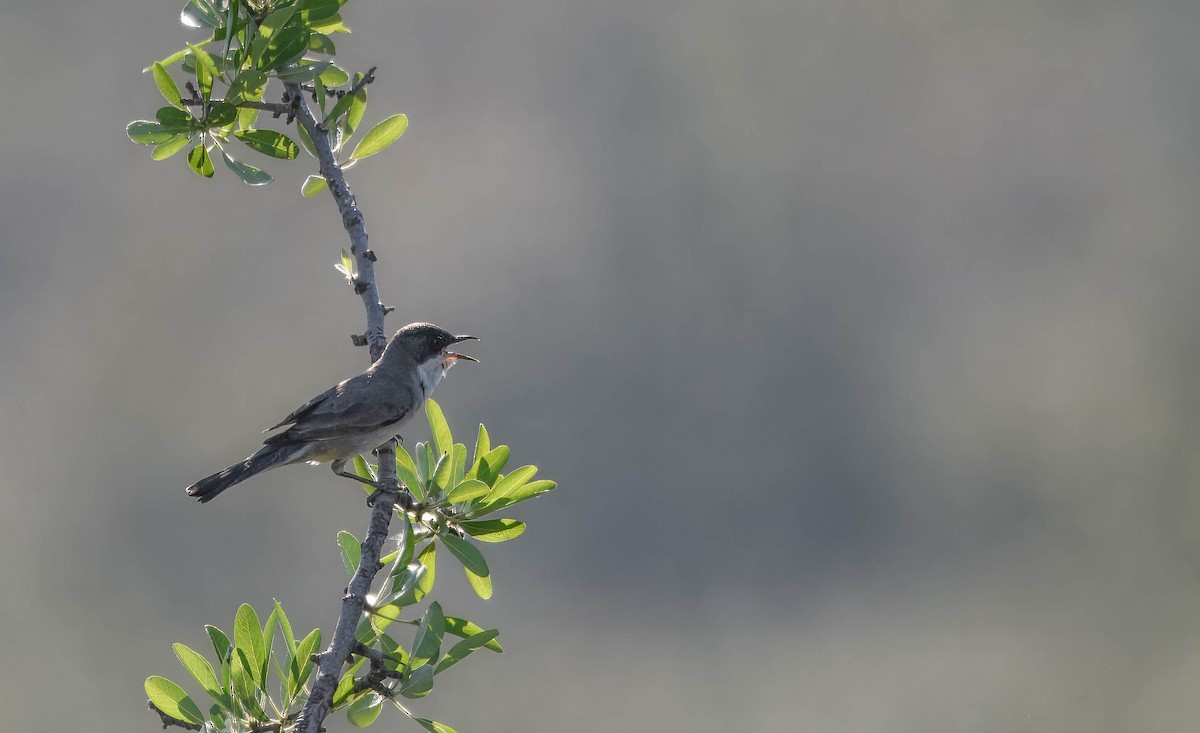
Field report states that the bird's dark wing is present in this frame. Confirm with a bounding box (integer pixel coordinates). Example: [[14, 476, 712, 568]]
[[264, 372, 414, 446]]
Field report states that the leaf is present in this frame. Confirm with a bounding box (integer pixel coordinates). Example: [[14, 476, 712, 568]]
[[479, 480, 557, 513], [451, 443, 467, 487], [444, 617, 503, 652], [331, 657, 367, 707], [233, 603, 265, 683], [259, 26, 310, 71], [205, 625, 232, 661], [287, 628, 321, 703], [472, 445, 510, 485], [206, 102, 238, 128], [395, 446, 423, 500], [173, 643, 228, 708], [273, 600, 297, 654], [299, 0, 341, 22], [469, 424, 491, 474], [410, 601, 445, 669], [248, 5, 296, 66], [309, 32, 336, 55], [346, 73, 367, 134], [126, 121, 177, 145], [432, 449, 453, 495], [188, 145, 215, 177], [319, 63, 350, 86], [435, 628, 500, 674], [309, 14, 347, 34], [446, 479, 489, 504], [350, 114, 408, 160], [346, 692, 383, 727], [145, 676, 205, 725], [414, 442, 432, 490], [321, 87, 357, 128], [414, 718, 459, 733], [379, 633, 409, 672], [221, 151, 273, 185], [441, 534, 489, 578], [485, 466, 538, 503], [301, 174, 327, 197], [180, 0, 219, 29], [226, 69, 267, 104], [400, 664, 434, 698], [465, 565, 493, 600], [338, 530, 361, 577], [390, 563, 427, 604], [152, 62, 183, 108], [459, 518, 526, 542], [189, 45, 218, 100], [152, 134, 194, 161], [416, 541, 436, 598], [275, 60, 332, 83], [371, 602, 403, 634], [234, 129, 299, 159]]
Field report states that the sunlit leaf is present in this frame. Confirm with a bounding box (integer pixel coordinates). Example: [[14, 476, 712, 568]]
[[435, 628, 500, 674], [152, 134, 194, 160], [173, 643, 228, 708], [234, 129, 299, 159], [188, 145, 215, 177], [350, 114, 408, 160], [221, 151, 273, 185], [413, 718, 458, 733], [399, 664, 434, 698], [441, 533, 489, 578], [181, 0, 219, 29], [301, 174, 327, 197], [444, 617, 503, 652], [464, 565, 493, 599], [233, 604, 265, 685], [410, 601, 445, 669], [152, 62, 183, 108], [459, 518, 526, 542], [396, 446, 423, 500], [127, 121, 177, 145], [145, 676, 205, 725], [338, 530, 361, 577], [319, 64, 350, 86], [347, 692, 383, 727], [446, 479, 489, 504]]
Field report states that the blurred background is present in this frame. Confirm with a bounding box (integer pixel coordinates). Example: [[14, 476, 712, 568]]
[[2, 0, 1200, 730]]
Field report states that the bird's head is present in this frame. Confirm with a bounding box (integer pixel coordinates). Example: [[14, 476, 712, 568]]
[[386, 323, 478, 392]]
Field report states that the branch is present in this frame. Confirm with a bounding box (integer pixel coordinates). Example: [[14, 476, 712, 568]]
[[286, 81, 387, 357], [285, 84, 402, 733]]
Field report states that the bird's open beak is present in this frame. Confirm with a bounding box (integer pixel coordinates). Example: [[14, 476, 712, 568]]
[[446, 335, 479, 364]]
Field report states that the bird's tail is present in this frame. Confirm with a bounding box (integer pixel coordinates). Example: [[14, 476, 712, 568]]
[[186, 445, 300, 503]]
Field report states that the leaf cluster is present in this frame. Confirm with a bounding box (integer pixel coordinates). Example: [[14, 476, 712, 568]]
[[148, 402, 556, 732], [126, 0, 407, 188]]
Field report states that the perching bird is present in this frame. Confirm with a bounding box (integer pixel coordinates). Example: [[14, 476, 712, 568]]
[[186, 322, 478, 502]]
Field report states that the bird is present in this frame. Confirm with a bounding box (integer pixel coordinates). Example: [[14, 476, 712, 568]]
[[186, 322, 478, 503]]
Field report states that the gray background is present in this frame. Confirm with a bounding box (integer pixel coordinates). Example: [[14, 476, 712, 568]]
[[2, 0, 1200, 730]]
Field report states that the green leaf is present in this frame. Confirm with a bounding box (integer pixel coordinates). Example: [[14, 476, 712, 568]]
[[350, 114, 408, 160], [451, 443, 467, 487], [441, 534, 489, 577], [152, 134, 194, 160], [472, 445, 510, 485], [347, 692, 383, 727], [221, 151, 273, 185], [465, 565, 493, 599], [145, 676, 205, 725], [206, 102, 238, 128], [379, 633, 409, 672], [331, 657, 367, 708], [444, 617, 503, 652], [275, 59, 332, 83], [273, 599, 297, 654], [486, 465, 538, 502], [400, 664, 434, 698], [226, 69, 268, 104], [234, 129, 300, 159], [248, 5, 296, 66], [309, 13, 347, 34], [435, 628, 500, 674], [396, 446, 423, 500], [432, 449, 453, 495], [301, 174, 327, 197], [127, 121, 177, 145], [371, 602, 403, 634], [410, 601, 445, 670], [390, 563, 427, 603], [155, 106, 192, 129], [181, 0, 220, 29], [467, 424, 490, 476], [309, 32, 336, 55], [446, 479, 489, 504], [414, 442, 432, 490], [319, 64, 350, 86], [233, 603, 265, 684], [416, 541, 436, 598], [259, 26, 310, 71], [321, 87, 357, 128], [479, 479, 557, 513], [189, 45, 218, 100], [459, 518, 526, 542], [346, 73, 367, 134], [338, 530, 361, 577], [188, 145, 215, 177], [205, 625, 232, 661], [232, 648, 265, 714], [299, 0, 341, 22], [152, 62, 183, 108], [414, 718, 459, 733], [287, 628, 321, 703], [173, 643, 228, 708]]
